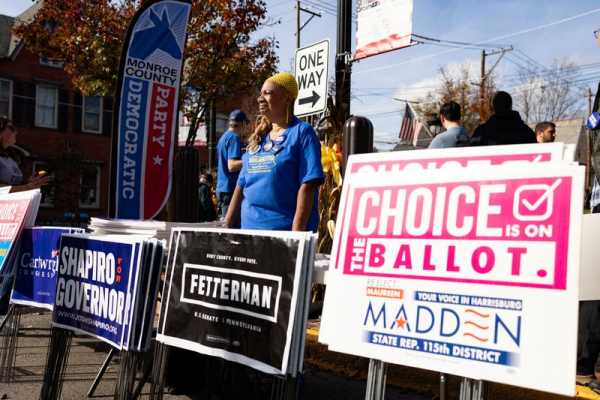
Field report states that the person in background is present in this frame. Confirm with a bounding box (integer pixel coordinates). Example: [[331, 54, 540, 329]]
[[216, 110, 248, 218], [0, 116, 49, 192], [535, 121, 556, 143], [472, 91, 536, 145], [225, 72, 324, 232], [428, 101, 470, 148], [198, 172, 216, 222]]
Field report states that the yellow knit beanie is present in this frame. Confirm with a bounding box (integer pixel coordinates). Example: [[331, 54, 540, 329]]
[[266, 72, 299, 100]]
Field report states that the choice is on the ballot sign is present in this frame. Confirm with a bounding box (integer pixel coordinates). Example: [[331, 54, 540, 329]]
[[294, 39, 329, 117], [320, 144, 584, 397]]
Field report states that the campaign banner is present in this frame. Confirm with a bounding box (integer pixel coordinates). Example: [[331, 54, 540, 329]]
[[321, 163, 584, 396], [10, 227, 82, 310], [52, 235, 139, 349], [355, 0, 413, 60], [113, 0, 191, 219], [157, 229, 305, 375]]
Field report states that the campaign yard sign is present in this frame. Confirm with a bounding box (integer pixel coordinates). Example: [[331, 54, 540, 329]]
[[114, 0, 191, 219], [327, 143, 568, 278], [0, 190, 41, 299], [321, 159, 584, 396], [157, 229, 307, 375], [52, 235, 141, 349], [11, 227, 83, 310], [0, 195, 34, 273]]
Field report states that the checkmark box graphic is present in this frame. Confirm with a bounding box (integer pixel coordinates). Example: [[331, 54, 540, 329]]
[[513, 179, 562, 221]]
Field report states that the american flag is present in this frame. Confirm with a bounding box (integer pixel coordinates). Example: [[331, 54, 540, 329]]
[[399, 102, 422, 146]]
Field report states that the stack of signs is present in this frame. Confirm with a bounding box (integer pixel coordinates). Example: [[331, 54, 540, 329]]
[[320, 143, 584, 396], [0, 190, 42, 298], [88, 218, 220, 243], [10, 227, 84, 310], [52, 234, 164, 352], [157, 228, 316, 376]]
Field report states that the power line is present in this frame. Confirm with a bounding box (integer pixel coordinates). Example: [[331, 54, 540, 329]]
[[355, 6, 600, 75]]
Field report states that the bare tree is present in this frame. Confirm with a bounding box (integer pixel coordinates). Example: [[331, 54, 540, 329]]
[[514, 59, 583, 124], [415, 64, 496, 133]]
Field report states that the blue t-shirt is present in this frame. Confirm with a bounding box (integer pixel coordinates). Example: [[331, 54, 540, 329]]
[[216, 130, 242, 194], [428, 126, 470, 149], [237, 118, 324, 232]]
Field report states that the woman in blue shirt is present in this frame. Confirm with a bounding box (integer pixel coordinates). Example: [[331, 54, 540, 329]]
[[225, 72, 324, 231]]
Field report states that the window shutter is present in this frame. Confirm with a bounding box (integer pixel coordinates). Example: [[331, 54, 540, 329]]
[[73, 92, 82, 133], [103, 96, 114, 136]]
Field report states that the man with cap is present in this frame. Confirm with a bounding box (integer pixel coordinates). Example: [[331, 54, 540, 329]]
[[216, 109, 248, 218]]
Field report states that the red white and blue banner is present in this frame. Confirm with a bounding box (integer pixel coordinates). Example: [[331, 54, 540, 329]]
[[113, 0, 191, 219], [355, 0, 413, 60]]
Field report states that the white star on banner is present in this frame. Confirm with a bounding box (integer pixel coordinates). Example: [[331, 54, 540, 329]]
[[153, 155, 163, 166]]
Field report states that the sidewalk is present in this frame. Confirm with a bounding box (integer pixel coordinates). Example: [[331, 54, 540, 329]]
[[0, 312, 431, 400]]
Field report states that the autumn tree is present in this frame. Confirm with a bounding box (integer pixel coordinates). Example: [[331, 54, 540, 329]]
[[15, 0, 278, 140], [514, 59, 583, 124], [415, 64, 496, 133]]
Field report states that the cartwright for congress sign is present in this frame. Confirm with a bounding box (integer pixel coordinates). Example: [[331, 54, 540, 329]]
[[114, 0, 191, 219], [321, 144, 584, 397]]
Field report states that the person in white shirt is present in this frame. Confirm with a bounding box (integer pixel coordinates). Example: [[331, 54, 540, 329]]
[[0, 117, 49, 192]]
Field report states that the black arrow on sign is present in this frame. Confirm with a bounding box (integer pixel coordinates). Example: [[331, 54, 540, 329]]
[[298, 90, 321, 107]]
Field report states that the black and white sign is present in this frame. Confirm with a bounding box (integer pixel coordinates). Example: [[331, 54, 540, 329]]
[[157, 228, 316, 375], [294, 39, 329, 117]]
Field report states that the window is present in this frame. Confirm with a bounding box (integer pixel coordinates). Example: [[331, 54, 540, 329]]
[[35, 85, 58, 128], [82, 96, 102, 133], [39, 57, 64, 69], [32, 162, 55, 207], [0, 79, 11, 119], [79, 165, 100, 208]]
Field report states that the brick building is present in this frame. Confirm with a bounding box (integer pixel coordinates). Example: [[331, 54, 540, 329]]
[[0, 6, 112, 225]]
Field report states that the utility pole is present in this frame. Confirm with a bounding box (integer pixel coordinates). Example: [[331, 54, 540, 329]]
[[479, 46, 513, 121], [295, 1, 321, 49], [296, 1, 301, 48], [335, 0, 352, 125], [589, 87, 594, 115]]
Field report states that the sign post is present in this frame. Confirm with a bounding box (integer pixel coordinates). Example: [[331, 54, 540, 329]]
[[294, 39, 329, 117]]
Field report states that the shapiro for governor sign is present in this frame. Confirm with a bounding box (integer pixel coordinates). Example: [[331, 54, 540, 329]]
[[113, 0, 191, 219], [157, 228, 307, 375]]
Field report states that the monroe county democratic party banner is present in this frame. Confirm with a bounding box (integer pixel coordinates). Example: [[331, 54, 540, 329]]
[[114, 0, 191, 219], [157, 229, 304, 375], [52, 235, 140, 349], [10, 227, 83, 310], [321, 157, 584, 396]]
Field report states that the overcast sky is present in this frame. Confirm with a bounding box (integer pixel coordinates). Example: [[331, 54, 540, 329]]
[[3, 0, 600, 148]]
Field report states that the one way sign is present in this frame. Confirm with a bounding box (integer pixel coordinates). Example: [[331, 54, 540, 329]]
[[294, 39, 329, 117]]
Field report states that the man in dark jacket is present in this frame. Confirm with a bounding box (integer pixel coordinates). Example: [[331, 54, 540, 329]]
[[198, 173, 217, 222], [472, 91, 536, 145]]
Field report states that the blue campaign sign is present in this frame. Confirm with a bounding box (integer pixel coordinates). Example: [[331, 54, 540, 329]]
[[10, 228, 78, 310], [113, 0, 191, 220], [52, 236, 140, 349]]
